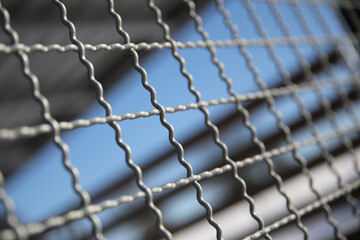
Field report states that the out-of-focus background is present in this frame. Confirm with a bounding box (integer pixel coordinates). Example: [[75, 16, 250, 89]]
[[0, 0, 360, 239]]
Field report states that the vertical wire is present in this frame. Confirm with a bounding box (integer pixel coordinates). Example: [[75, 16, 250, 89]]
[[51, 0, 173, 239], [149, 0, 272, 238], [109, 0, 227, 238], [0, 6, 28, 239], [0, 5, 28, 239], [242, 0, 359, 238], [334, 0, 360, 90], [294, 0, 360, 175], [105, 0, 201, 237], [262, 1, 357, 238], [216, 0, 309, 238], [186, 0, 323, 239], [0, 172, 27, 239], [330, 0, 360, 180], [299, 0, 360, 165], [0, 1, 104, 239], [291, 0, 360, 227], [307, 0, 360, 170]]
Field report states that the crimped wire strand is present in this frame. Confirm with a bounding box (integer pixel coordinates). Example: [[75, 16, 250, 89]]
[[216, 0, 309, 237], [263, 1, 354, 238], [318, 0, 360, 180], [240, 0, 349, 238], [0, 172, 27, 239], [149, 0, 267, 238], [126, 0, 224, 238], [306, 0, 360, 172], [290, 0, 360, 230], [240, 0, 360, 238], [51, 0, 173, 239], [1, 35, 358, 54], [107, 0, 221, 237], [287, 0, 360, 127], [105, 0, 178, 238], [0, 2, 104, 240], [209, 1, 353, 239], [0, 77, 356, 141], [185, 3, 308, 238], [0, 6, 27, 239], [20, 178, 360, 240], [243, 178, 360, 240], [0, 123, 357, 239], [312, 0, 360, 226], [337, 0, 360, 125], [0, 6, 27, 240], [257, 0, 360, 237], [187, 0, 312, 238]]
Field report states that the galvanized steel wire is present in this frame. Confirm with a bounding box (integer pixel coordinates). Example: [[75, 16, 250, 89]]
[[0, 0, 360, 239]]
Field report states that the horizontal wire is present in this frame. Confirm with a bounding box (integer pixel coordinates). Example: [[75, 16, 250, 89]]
[[0, 77, 356, 141], [1, 123, 358, 238], [0, 34, 358, 54], [244, 178, 360, 240]]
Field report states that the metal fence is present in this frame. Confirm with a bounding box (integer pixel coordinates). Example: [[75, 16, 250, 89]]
[[0, 0, 360, 239]]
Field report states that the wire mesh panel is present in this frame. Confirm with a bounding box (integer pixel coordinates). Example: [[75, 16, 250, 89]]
[[0, 0, 360, 239]]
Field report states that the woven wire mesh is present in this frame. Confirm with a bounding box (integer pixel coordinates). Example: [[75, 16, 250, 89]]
[[0, 0, 360, 239]]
